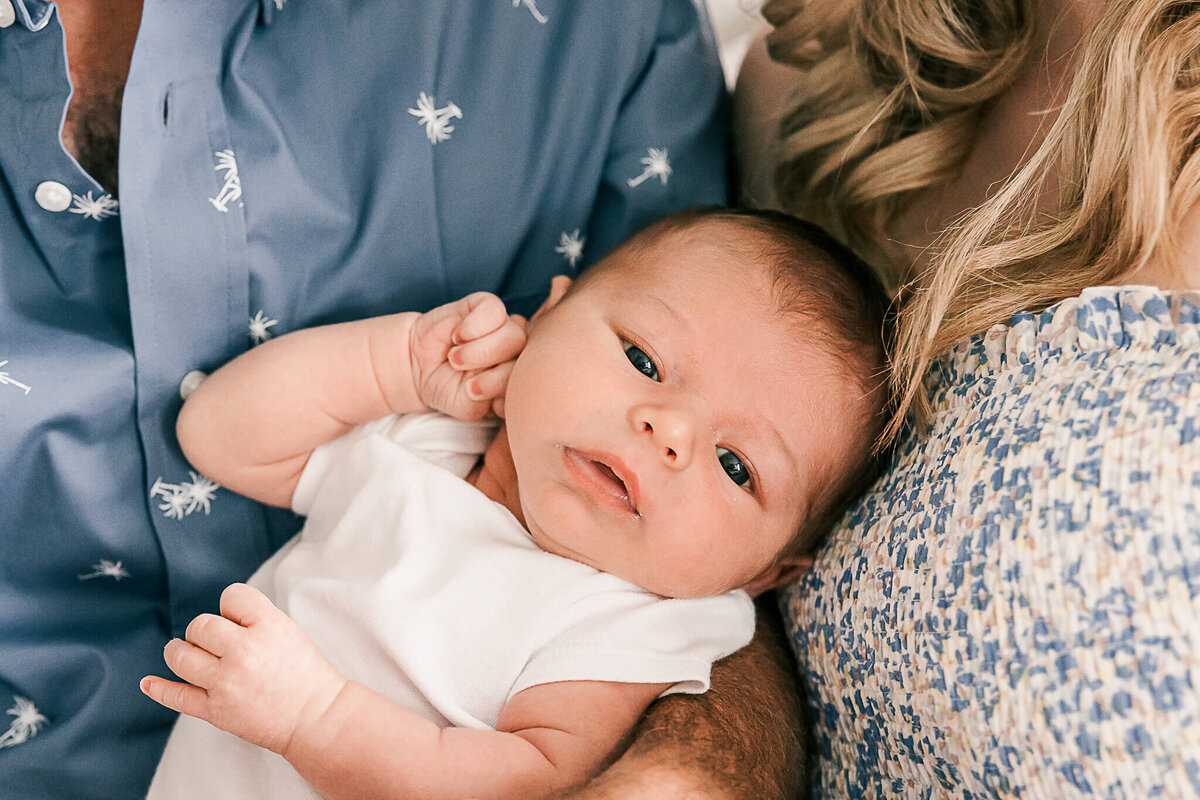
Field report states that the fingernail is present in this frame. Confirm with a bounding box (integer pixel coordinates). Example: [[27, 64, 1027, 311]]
[[450, 348, 464, 367]]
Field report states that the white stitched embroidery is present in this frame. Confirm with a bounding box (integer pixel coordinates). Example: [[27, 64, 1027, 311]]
[[0, 360, 31, 395], [249, 310, 279, 345], [626, 148, 672, 188], [78, 560, 131, 581], [0, 697, 47, 750], [408, 93, 463, 144], [554, 230, 585, 267], [150, 473, 220, 520], [209, 150, 243, 213], [512, 0, 548, 24], [68, 191, 119, 221]]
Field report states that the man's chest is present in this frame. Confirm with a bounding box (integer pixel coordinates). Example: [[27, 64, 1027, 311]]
[[56, 1, 141, 193]]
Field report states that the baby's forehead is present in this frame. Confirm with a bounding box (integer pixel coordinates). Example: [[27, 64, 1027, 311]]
[[649, 216, 781, 263], [648, 220, 834, 304], [607, 221, 784, 293]]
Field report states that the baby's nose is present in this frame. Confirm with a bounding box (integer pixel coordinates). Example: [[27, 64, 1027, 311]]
[[629, 404, 694, 469]]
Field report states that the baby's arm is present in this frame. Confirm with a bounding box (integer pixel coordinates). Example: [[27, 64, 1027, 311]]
[[177, 293, 523, 507], [293, 676, 668, 800], [141, 584, 668, 800]]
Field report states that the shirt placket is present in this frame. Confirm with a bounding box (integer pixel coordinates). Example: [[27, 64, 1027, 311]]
[[120, 0, 276, 633]]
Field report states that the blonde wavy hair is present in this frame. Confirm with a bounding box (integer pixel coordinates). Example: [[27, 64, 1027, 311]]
[[764, 0, 1200, 444]]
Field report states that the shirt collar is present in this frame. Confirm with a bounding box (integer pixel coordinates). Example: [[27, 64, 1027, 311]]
[[10, 0, 54, 31], [3, 1, 278, 33]]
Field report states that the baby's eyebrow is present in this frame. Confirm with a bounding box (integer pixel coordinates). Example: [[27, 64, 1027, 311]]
[[759, 420, 800, 506], [648, 296, 685, 326]]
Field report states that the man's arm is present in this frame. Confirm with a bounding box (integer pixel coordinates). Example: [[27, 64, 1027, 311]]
[[561, 598, 810, 800]]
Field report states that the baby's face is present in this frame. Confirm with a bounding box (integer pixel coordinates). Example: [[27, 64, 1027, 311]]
[[502, 234, 860, 598]]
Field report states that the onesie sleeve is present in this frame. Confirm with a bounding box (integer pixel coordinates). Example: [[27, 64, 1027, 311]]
[[291, 413, 495, 516], [583, 0, 729, 261], [290, 416, 394, 517], [510, 588, 756, 700]]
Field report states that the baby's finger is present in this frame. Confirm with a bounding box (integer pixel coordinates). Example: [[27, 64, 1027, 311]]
[[449, 318, 525, 371], [451, 293, 509, 345], [140, 675, 210, 720], [219, 582, 277, 628], [185, 612, 243, 659], [467, 361, 515, 403], [162, 638, 220, 689]]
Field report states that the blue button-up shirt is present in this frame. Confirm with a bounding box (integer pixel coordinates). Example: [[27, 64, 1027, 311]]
[[0, 0, 727, 794]]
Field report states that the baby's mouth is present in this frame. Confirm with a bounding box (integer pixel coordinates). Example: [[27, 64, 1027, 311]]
[[563, 448, 641, 517], [593, 461, 629, 497]]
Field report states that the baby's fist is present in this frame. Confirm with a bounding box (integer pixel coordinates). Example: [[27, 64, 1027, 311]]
[[410, 292, 525, 420]]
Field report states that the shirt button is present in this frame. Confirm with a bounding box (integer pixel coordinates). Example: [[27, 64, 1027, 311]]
[[35, 181, 73, 212], [0, 0, 15, 28], [179, 370, 208, 401]]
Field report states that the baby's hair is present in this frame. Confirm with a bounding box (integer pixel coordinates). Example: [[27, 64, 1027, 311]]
[[591, 207, 893, 553]]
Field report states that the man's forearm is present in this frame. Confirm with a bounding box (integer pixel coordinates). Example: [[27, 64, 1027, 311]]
[[565, 597, 810, 800]]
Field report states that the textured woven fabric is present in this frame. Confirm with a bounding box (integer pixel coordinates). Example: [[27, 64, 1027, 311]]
[[783, 286, 1200, 798]]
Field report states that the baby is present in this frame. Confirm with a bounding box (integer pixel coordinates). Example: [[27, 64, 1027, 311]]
[[141, 207, 888, 799]]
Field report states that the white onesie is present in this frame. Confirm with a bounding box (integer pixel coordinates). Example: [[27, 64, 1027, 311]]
[[148, 412, 756, 798]]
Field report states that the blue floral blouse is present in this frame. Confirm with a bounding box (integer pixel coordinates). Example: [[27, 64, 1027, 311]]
[[783, 286, 1200, 798]]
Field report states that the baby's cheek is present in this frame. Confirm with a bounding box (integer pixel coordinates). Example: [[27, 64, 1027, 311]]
[[650, 522, 737, 597]]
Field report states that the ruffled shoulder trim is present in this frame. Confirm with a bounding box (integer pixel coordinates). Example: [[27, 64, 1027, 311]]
[[927, 286, 1200, 403]]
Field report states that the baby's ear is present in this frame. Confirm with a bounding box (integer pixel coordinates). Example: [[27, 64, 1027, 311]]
[[742, 555, 814, 598], [529, 275, 572, 324]]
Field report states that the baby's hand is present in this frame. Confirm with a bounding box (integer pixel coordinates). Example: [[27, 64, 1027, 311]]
[[409, 292, 526, 420], [140, 583, 346, 757]]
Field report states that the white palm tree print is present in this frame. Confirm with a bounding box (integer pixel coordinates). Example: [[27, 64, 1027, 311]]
[[209, 149, 243, 213], [249, 310, 278, 345], [69, 191, 119, 221], [150, 473, 220, 519], [626, 148, 672, 188], [408, 93, 463, 144], [78, 560, 131, 581], [0, 360, 31, 395], [0, 697, 48, 750], [182, 472, 219, 515], [157, 489, 190, 521], [512, 0, 548, 24], [555, 230, 585, 266]]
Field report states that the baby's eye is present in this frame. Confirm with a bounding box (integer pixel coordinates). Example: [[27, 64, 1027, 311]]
[[717, 447, 752, 489], [622, 341, 659, 381]]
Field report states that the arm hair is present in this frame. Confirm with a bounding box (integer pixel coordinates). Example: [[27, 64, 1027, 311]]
[[555, 597, 812, 800]]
